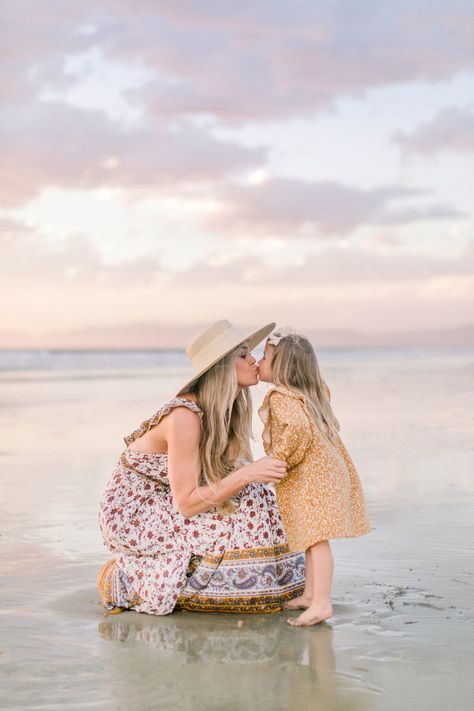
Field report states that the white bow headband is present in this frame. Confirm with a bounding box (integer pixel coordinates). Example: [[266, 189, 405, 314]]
[[266, 326, 299, 347]]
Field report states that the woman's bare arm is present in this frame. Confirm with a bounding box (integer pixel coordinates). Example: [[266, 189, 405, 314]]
[[165, 407, 287, 518]]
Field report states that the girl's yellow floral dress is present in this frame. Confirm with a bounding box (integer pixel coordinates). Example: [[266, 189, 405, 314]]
[[258, 385, 370, 552]]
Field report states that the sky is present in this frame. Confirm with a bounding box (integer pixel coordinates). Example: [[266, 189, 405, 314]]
[[1, 0, 473, 347]]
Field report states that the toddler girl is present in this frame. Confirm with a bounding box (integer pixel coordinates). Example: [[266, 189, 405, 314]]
[[258, 328, 370, 627]]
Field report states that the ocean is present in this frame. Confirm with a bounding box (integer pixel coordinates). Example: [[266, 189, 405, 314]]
[[1, 345, 472, 372]]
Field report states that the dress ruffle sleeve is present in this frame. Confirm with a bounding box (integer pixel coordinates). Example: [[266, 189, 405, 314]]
[[124, 398, 203, 446], [259, 390, 312, 469]]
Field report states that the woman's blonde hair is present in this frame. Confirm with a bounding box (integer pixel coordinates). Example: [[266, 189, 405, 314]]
[[269, 333, 339, 443], [187, 344, 253, 511]]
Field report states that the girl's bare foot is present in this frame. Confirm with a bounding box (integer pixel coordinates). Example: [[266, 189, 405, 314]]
[[287, 604, 333, 627], [284, 594, 312, 610]]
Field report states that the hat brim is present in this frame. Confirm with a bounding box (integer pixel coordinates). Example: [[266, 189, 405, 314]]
[[177, 321, 275, 396]]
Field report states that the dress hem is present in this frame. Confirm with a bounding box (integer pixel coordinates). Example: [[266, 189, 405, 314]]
[[287, 525, 372, 552]]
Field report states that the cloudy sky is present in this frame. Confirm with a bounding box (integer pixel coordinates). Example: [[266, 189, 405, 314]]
[[1, 0, 473, 347]]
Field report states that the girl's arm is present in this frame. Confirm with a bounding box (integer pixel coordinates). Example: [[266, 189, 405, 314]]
[[263, 391, 312, 468], [166, 407, 287, 517]]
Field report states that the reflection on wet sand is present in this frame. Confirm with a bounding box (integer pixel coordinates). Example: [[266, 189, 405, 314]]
[[98, 612, 374, 710], [287, 624, 375, 711], [99, 613, 284, 664]]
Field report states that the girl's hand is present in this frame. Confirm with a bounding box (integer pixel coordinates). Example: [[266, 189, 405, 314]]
[[241, 456, 288, 485]]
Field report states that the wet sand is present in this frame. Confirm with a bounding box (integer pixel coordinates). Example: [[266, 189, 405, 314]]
[[1, 350, 473, 710]]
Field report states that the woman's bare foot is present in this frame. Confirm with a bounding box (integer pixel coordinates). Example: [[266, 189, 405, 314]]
[[284, 594, 312, 610], [287, 604, 333, 627]]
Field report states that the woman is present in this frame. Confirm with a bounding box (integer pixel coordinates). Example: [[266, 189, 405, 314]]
[[98, 319, 305, 615]]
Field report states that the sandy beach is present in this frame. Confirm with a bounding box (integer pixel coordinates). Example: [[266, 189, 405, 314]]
[[1, 347, 473, 710]]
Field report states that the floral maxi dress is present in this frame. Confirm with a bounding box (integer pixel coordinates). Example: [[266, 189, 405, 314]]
[[98, 398, 305, 615]]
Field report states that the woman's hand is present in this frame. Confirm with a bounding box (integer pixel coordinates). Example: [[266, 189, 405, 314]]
[[240, 456, 288, 485], [167, 408, 288, 516]]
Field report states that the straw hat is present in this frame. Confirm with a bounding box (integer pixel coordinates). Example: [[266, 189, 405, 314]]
[[177, 319, 275, 395]]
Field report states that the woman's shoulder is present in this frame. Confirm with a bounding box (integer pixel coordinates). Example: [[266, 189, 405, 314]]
[[164, 400, 202, 425], [162, 397, 203, 419], [157, 398, 203, 436], [123, 398, 202, 446]]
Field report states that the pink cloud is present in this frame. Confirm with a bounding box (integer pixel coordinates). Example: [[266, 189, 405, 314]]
[[0, 102, 266, 206], [1, 1, 472, 235], [0, 218, 165, 285], [97, 1, 474, 121], [4, 2, 473, 122], [170, 241, 474, 288], [0, 1, 95, 101], [2, 216, 473, 347], [204, 178, 464, 237], [393, 107, 474, 156]]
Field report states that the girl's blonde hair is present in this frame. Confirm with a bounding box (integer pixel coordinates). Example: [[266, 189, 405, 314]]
[[269, 333, 339, 443], [186, 344, 253, 511]]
